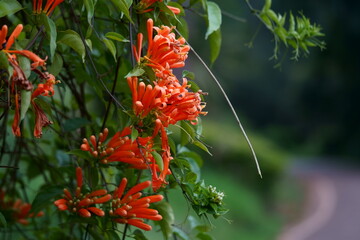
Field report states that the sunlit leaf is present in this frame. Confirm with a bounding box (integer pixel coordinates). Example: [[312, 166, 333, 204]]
[[102, 37, 117, 61], [84, 0, 95, 26], [41, 14, 57, 61], [20, 90, 31, 122], [110, 0, 133, 23], [58, 30, 86, 61], [0, 0, 22, 18], [205, 1, 222, 39], [209, 29, 221, 65], [105, 32, 130, 42], [154, 201, 174, 239], [151, 151, 164, 171]]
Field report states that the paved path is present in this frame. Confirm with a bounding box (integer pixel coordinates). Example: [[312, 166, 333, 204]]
[[278, 161, 360, 240]]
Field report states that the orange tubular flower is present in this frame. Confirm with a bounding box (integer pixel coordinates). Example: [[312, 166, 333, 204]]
[[33, 0, 64, 16], [54, 167, 111, 218], [80, 127, 155, 167], [0, 190, 44, 225], [110, 178, 163, 231], [133, 19, 189, 72], [31, 72, 58, 138]]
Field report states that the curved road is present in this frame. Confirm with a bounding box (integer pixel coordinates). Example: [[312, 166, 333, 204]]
[[278, 161, 360, 240]]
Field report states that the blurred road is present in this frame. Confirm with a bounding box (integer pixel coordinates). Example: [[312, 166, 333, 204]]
[[278, 161, 360, 240]]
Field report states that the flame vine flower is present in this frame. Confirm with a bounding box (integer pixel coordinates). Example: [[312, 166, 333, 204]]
[[80, 127, 171, 191], [0, 190, 44, 225], [54, 167, 111, 217], [32, 0, 64, 16], [110, 178, 163, 231], [0, 24, 58, 138]]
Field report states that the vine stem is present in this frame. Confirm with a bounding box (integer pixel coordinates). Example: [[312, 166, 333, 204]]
[[174, 28, 262, 178]]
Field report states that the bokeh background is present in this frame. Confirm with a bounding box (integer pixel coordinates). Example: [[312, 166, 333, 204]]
[[165, 0, 360, 239]]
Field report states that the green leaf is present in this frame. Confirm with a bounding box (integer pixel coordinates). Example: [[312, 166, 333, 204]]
[[0, 0, 22, 18], [193, 140, 212, 156], [131, 127, 138, 142], [31, 185, 64, 214], [173, 227, 190, 240], [105, 32, 130, 42], [102, 38, 117, 61], [110, 0, 133, 23], [208, 29, 221, 65], [154, 201, 174, 240], [63, 117, 90, 132], [58, 30, 86, 61], [20, 90, 31, 122], [0, 211, 7, 229], [17, 55, 31, 78], [41, 14, 57, 61], [133, 229, 148, 240], [196, 232, 214, 240], [205, 1, 222, 39], [84, 0, 95, 26], [180, 121, 195, 146], [125, 66, 145, 78], [182, 70, 195, 80], [67, 149, 92, 160], [151, 151, 163, 171], [48, 53, 63, 77], [106, 230, 121, 240]]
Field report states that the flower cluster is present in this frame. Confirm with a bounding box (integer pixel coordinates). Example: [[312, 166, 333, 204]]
[[54, 168, 163, 231], [54, 167, 111, 217], [32, 0, 64, 16], [110, 178, 163, 231], [0, 190, 44, 225], [1, 24, 58, 138]]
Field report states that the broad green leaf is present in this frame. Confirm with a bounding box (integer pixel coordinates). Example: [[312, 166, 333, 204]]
[[88, 226, 103, 240], [18, 55, 31, 78], [102, 38, 117, 61], [20, 90, 31, 122], [193, 140, 212, 156], [0, 0, 22, 18], [63, 117, 90, 132], [58, 30, 86, 61], [41, 14, 57, 61], [125, 66, 145, 78], [110, 0, 133, 23], [151, 151, 163, 171], [106, 230, 121, 240], [182, 70, 195, 80], [173, 227, 190, 240], [196, 232, 214, 240], [31, 185, 64, 214], [154, 201, 174, 240], [208, 29, 221, 64], [180, 121, 195, 146], [48, 53, 63, 77], [205, 1, 222, 39], [105, 32, 130, 42], [84, 0, 95, 26], [133, 229, 148, 240], [0, 211, 6, 229], [131, 127, 138, 142]]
